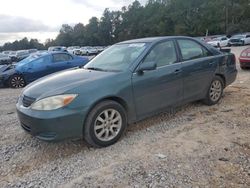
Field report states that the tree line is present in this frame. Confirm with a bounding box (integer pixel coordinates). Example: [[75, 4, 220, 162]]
[[1, 0, 249, 51]]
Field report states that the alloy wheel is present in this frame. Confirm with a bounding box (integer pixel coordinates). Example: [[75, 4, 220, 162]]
[[10, 75, 25, 88], [209, 80, 222, 102], [94, 109, 122, 142]]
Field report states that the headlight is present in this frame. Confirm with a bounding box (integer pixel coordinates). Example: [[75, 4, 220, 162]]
[[31, 94, 78, 111]]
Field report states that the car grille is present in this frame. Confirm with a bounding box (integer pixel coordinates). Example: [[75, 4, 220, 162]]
[[22, 95, 36, 107]]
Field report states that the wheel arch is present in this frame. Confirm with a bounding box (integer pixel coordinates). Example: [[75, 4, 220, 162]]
[[215, 73, 226, 88], [8, 73, 26, 87], [88, 96, 129, 115], [82, 96, 130, 137]]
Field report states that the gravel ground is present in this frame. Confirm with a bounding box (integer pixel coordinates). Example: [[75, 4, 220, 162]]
[[0, 46, 250, 188]]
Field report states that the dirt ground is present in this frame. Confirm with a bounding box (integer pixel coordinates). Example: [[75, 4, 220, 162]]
[[0, 46, 249, 188]]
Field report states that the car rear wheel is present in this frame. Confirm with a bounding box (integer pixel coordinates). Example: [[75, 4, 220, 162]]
[[9, 75, 26, 88], [83, 100, 127, 147], [203, 76, 224, 106]]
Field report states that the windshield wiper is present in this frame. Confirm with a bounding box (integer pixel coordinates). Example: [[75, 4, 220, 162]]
[[85, 67, 121, 72], [85, 67, 105, 71]]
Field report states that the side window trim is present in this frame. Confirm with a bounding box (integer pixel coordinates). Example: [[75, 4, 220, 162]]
[[176, 39, 212, 62], [141, 39, 178, 68]]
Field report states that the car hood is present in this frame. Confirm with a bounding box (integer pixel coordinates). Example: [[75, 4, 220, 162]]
[[22, 68, 119, 99], [0, 64, 15, 73]]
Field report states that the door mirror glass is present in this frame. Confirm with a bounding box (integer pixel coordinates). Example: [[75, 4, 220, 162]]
[[137, 61, 156, 72]]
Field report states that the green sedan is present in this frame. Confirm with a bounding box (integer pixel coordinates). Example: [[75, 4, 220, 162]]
[[16, 36, 237, 147]]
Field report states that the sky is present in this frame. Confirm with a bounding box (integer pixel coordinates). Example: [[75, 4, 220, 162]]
[[0, 0, 146, 45]]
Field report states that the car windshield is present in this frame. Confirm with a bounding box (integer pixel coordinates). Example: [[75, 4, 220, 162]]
[[18, 53, 43, 65], [84, 43, 148, 72]]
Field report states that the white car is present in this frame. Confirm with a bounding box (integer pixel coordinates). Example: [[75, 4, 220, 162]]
[[207, 37, 229, 47], [67, 46, 80, 54], [80, 47, 98, 56], [228, 34, 250, 46]]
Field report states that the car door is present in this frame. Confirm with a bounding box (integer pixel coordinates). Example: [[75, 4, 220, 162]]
[[50, 53, 74, 73], [176, 39, 217, 103], [132, 40, 183, 119], [23, 55, 51, 82]]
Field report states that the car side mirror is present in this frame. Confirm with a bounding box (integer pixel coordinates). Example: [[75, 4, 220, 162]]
[[137, 61, 157, 73]]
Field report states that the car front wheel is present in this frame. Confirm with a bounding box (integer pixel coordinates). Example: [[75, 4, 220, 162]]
[[9, 75, 26, 88], [84, 100, 127, 147], [203, 76, 224, 106]]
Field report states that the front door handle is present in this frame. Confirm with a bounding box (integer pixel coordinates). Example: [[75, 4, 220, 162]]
[[174, 69, 182, 74]]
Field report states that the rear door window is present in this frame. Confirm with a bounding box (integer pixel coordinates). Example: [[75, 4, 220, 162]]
[[31, 56, 50, 66], [177, 39, 211, 61], [53, 54, 73, 63]]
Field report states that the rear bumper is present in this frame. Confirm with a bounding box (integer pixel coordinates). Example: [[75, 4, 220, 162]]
[[225, 69, 237, 87], [239, 58, 250, 67]]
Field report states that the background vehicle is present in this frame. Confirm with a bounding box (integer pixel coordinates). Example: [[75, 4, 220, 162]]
[[10, 50, 30, 62], [2, 51, 13, 56], [28, 49, 38, 54], [16, 36, 237, 147], [0, 53, 12, 65], [228, 34, 250, 46], [67, 46, 80, 54], [207, 36, 229, 47], [239, 47, 250, 69], [95, 46, 105, 53], [80, 47, 98, 55], [0, 51, 89, 88], [48, 46, 67, 52]]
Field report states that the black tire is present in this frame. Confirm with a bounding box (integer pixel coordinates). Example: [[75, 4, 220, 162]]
[[242, 41, 245, 46], [240, 66, 246, 70], [202, 76, 224, 106], [83, 100, 127, 147], [9, 74, 26, 88]]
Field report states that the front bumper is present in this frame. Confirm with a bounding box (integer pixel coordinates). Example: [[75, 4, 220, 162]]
[[229, 41, 243, 46], [16, 103, 88, 141]]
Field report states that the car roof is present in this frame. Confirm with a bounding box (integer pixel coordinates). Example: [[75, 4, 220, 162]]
[[117, 36, 195, 44]]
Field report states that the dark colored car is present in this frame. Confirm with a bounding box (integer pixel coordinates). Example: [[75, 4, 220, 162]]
[[239, 47, 250, 69], [16, 36, 237, 147], [0, 51, 88, 88]]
